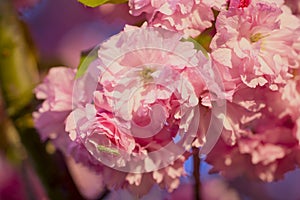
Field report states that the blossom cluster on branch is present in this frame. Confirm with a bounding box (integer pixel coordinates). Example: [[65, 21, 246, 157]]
[[33, 0, 300, 196]]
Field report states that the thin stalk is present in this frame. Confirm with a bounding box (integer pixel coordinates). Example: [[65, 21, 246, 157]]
[[193, 147, 202, 200]]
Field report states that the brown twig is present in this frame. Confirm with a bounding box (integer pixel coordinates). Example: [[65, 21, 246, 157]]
[[193, 147, 202, 200]]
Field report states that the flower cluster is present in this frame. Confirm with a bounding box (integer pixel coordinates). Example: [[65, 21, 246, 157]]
[[34, 0, 300, 196], [34, 26, 219, 195], [204, 0, 300, 182], [129, 0, 225, 37]]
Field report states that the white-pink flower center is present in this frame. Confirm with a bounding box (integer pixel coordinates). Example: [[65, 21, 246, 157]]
[[250, 32, 269, 43], [139, 67, 155, 82]]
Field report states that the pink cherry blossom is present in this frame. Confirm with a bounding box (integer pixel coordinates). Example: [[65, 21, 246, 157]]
[[230, 0, 285, 8], [33, 67, 73, 151], [65, 104, 136, 169], [230, 0, 251, 8], [170, 178, 240, 200], [280, 70, 300, 146], [128, 0, 224, 37], [33, 67, 103, 172], [64, 26, 217, 194], [33, 67, 75, 143], [211, 1, 299, 92], [95, 26, 213, 166], [96, 26, 211, 146], [206, 85, 300, 182], [30, 0, 300, 197]]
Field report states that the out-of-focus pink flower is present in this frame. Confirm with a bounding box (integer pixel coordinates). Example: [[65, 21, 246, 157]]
[[33, 67, 131, 196], [0, 154, 26, 200], [107, 184, 166, 200], [206, 85, 300, 182], [285, 0, 300, 15], [230, 169, 300, 199], [33, 67, 103, 173], [128, 0, 225, 37], [33, 66, 110, 199], [98, 3, 146, 25], [211, 1, 299, 92], [66, 157, 104, 199], [202, 178, 241, 200], [170, 178, 240, 200], [33, 67, 75, 144]]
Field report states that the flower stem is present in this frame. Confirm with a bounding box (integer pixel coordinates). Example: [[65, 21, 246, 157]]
[[193, 147, 202, 200]]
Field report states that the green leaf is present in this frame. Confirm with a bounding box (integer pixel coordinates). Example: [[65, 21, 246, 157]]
[[78, 0, 128, 7], [75, 47, 98, 79], [97, 145, 120, 155], [181, 37, 208, 58], [193, 25, 216, 53]]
